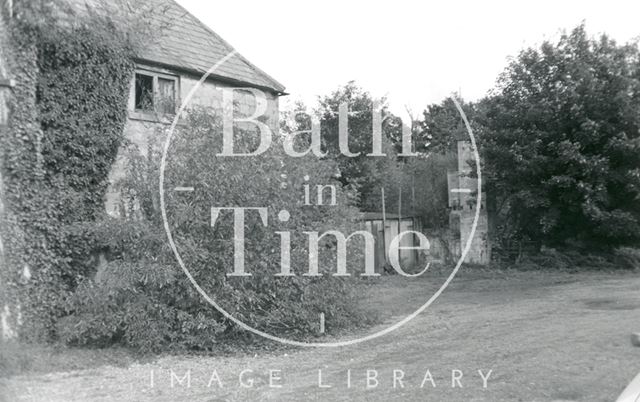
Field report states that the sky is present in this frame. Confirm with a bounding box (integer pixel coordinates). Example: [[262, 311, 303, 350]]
[[176, 0, 640, 116]]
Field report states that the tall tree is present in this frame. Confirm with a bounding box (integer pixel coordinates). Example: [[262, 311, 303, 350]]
[[420, 96, 475, 154], [316, 82, 401, 210], [479, 24, 640, 249]]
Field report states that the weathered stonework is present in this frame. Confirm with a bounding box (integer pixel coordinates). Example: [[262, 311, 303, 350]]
[[447, 140, 491, 264], [104, 64, 281, 216]]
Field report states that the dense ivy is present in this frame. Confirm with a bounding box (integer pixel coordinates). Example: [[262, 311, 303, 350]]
[[1, 1, 135, 340], [38, 25, 134, 221]]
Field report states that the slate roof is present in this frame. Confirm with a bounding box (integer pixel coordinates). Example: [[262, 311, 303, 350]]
[[67, 0, 286, 94]]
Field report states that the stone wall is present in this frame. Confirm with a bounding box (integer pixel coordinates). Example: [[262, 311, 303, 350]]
[[447, 140, 491, 264], [105, 63, 280, 216]]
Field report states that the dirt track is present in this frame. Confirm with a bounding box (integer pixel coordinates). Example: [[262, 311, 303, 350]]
[[2, 270, 640, 401]]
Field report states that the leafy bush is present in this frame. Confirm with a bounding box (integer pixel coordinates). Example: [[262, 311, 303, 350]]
[[375, 153, 456, 229], [512, 247, 640, 271], [614, 247, 640, 270], [478, 24, 640, 249], [59, 108, 378, 352]]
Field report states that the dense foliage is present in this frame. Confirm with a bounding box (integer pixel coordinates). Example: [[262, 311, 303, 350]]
[[283, 84, 454, 227], [1, 1, 136, 339], [316, 83, 402, 208], [4, 2, 377, 350], [478, 24, 640, 249], [420, 97, 477, 154], [4, 5, 639, 353], [58, 109, 377, 351]]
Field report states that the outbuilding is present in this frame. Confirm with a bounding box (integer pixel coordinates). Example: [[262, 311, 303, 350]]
[[362, 212, 423, 271]]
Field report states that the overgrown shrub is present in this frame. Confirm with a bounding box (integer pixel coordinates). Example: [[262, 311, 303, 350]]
[[59, 108, 378, 352], [614, 247, 640, 270], [478, 24, 640, 249], [513, 247, 640, 271]]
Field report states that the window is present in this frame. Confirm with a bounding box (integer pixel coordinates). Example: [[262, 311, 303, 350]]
[[135, 73, 154, 111], [133, 71, 178, 115], [157, 78, 176, 114]]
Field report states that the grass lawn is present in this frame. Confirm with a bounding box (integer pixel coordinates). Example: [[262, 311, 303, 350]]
[[1, 268, 639, 401]]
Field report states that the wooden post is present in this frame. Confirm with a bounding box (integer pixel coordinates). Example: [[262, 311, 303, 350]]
[[398, 186, 402, 261], [381, 187, 387, 263], [411, 174, 416, 216]]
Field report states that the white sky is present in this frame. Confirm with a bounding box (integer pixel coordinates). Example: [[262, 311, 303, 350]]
[[177, 0, 640, 115]]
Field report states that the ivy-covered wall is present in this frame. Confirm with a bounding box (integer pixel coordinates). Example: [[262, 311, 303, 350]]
[[0, 6, 11, 340], [0, 0, 136, 341], [0, 2, 41, 341]]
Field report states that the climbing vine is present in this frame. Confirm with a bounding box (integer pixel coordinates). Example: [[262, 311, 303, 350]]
[[1, 0, 136, 340]]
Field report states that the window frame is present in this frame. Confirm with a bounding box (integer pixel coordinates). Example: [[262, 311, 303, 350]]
[[130, 67, 180, 120]]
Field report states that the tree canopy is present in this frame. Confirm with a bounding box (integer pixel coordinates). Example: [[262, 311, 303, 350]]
[[478, 24, 640, 249]]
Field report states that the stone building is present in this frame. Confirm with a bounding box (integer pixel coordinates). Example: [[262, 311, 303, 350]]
[[66, 0, 287, 215], [0, 0, 286, 339], [447, 140, 491, 264]]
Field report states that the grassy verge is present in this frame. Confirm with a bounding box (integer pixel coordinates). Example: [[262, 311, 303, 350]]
[[2, 247, 637, 379], [0, 341, 144, 378]]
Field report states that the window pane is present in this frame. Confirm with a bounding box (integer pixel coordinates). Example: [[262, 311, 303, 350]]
[[157, 77, 176, 114], [135, 73, 154, 111]]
